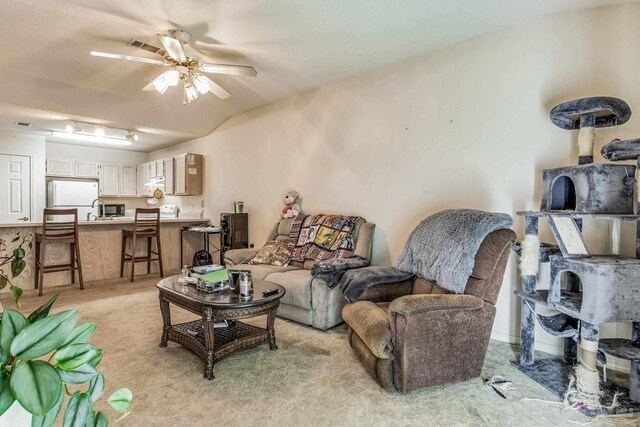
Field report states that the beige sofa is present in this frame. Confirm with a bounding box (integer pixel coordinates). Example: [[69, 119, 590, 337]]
[[224, 217, 375, 330]]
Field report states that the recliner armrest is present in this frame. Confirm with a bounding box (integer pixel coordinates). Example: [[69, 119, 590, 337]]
[[343, 301, 393, 359], [356, 279, 414, 302], [389, 294, 484, 317], [224, 248, 259, 266]]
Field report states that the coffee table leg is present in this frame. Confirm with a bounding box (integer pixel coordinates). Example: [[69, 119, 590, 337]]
[[159, 294, 171, 347], [202, 307, 216, 380], [267, 308, 278, 350]]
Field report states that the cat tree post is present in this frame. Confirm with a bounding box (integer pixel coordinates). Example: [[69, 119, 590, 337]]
[[519, 215, 539, 366]]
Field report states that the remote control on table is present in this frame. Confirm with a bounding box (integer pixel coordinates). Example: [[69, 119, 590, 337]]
[[262, 288, 279, 297]]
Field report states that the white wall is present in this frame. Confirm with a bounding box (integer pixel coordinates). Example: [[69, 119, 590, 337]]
[[0, 131, 46, 222], [150, 3, 640, 357], [45, 141, 147, 165]]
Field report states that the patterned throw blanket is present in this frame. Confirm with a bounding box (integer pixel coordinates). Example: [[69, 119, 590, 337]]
[[290, 214, 363, 262]]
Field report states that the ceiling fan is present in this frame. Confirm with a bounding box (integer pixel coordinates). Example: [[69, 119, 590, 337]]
[[90, 29, 257, 104]]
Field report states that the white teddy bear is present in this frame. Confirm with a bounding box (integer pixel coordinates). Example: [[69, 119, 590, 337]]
[[280, 190, 302, 219]]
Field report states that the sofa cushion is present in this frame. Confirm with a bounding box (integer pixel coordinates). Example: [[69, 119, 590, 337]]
[[229, 263, 299, 280], [264, 269, 313, 309], [251, 240, 295, 266], [343, 301, 393, 359]]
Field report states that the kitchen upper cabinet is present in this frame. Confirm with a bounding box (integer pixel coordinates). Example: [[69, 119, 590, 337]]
[[120, 165, 137, 197], [164, 158, 174, 195], [74, 161, 99, 178], [149, 161, 157, 179], [174, 153, 203, 195], [47, 158, 74, 177], [137, 162, 150, 197], [99, 163, 119, 196], [156, 160, 164, 178]]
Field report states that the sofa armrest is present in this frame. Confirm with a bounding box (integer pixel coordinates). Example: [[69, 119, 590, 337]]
[[356, 279, 414, 302], [224, 248, 259, 266], [389, 294, 484, 317]]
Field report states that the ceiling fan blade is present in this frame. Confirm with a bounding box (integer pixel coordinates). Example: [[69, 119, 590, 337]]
[[201, 63, 257, 77], [201, 76, 231, 99], [158, 34, 186, 61], [142, 79, 157, 92], [90, 51, 165, 65]]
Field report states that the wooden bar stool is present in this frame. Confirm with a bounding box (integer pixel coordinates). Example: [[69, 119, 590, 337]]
[[34, 208, 84, 296], [120, 208, 164, 282]]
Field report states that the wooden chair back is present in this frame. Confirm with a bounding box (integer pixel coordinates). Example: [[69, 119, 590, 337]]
[[134, 208, 160, 233], [42, 208, 79, 241]]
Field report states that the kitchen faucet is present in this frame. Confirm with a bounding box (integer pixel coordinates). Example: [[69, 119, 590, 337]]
[[92, 198, 106, 220]]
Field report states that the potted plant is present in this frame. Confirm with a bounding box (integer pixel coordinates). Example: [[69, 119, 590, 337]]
[[0, 294, 133, 426], [0, 232, 32, 310]]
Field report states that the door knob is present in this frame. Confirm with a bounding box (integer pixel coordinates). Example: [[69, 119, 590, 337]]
[[18, 217, 29, 221]]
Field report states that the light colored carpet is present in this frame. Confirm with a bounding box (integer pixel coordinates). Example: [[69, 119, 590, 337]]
[[2, 277, 636, 427]]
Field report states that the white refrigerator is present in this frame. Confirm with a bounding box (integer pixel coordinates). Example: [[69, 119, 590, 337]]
[[47, 180, 99, 220]]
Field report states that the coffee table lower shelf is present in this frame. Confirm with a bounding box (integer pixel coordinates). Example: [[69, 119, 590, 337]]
[[164, 320, 270, 379]]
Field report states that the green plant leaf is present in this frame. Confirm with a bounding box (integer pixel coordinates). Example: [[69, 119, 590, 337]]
[[0, 370, 15, 416], [86, 351, 102, 368], [0, 309, 28, 354], [11, 285, 24, 307], [11, 309, 77, 360], [13, 247, 25, 259], [107, 388, 132, 413], [61, 323, 96, 348], [0, 276, 8, 290], [0, 347, 7, 368], [62, 392, 92, 427], [55, 344, 100, 371], [11, 236, 20, 243], [90, 411, 108, 427], [27, 294, 60, 323], [57, 364, 98, 385], [11, 258, 26, 278], [87, 373, 104, 402], [10, 360, 62, 416], [83, 410, 96, 427], [31, 387, 64, 427]]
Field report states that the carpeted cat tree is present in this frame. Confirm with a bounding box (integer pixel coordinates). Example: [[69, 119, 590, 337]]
[[514, 96, 640, 415]]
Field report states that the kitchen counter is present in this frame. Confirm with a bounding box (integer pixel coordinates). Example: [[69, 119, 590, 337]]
[[0, 217, 209, 228], [0, 218, 216, 292]]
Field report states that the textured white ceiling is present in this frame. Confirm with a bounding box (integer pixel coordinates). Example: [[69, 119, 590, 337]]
[[0, 0, 635, 151]]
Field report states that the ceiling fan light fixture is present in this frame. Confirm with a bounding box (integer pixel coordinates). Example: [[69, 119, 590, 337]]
[[152, 74, 169, 94], [94, 127, 105, 137], [165, 70, 180, 86], [65, 124, 74, 133], [184, 83, 199, 103], [192, 74, 211, 94]]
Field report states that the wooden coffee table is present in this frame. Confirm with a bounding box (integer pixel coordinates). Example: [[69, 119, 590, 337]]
[[156, 275, 285, 379]]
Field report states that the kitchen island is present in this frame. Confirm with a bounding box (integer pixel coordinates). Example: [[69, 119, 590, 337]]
[[0, 218, 211, 291]]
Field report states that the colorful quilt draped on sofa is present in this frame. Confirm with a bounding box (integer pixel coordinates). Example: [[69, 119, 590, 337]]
[[289, 214, 363, 262]]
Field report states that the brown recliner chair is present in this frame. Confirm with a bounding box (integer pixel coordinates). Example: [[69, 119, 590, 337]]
[[342, 228, 516, 393]]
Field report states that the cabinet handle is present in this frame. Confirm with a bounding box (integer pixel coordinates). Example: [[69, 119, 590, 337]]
[[18, 217, 29, 221]]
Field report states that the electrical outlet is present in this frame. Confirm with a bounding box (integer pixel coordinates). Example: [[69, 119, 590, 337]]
[[250, 243, 254, 248]]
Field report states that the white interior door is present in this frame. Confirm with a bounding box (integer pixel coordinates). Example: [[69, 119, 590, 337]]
[[0, 154, 31, 223]]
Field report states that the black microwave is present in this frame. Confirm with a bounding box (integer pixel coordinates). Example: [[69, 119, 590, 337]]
[[99, 204, 125, 217]]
